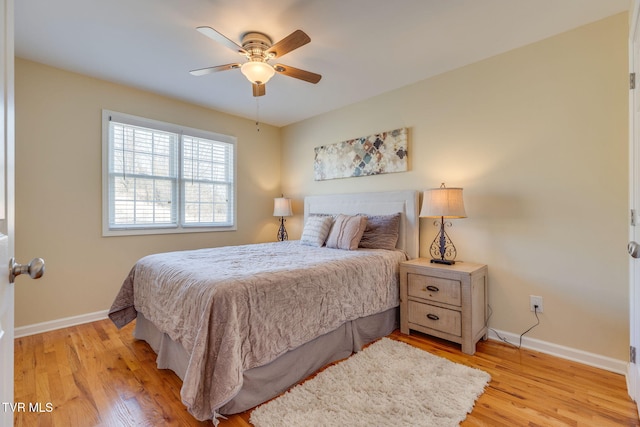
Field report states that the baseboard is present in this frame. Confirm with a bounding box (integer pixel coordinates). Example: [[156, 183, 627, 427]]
[[14, 310, 110, 338], [488, 329, 627, 375]]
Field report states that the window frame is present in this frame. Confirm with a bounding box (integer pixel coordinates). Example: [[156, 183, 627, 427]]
[[101, 110, 237, 237]]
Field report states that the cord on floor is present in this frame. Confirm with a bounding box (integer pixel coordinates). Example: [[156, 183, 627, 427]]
[[486, 304, 541, 349]]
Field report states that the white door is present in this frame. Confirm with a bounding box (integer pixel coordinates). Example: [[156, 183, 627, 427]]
[[629, 0, 640, 413], [0, 0, 48, 422], [0, 0, 15, 425], [0, 1, 44, 425]]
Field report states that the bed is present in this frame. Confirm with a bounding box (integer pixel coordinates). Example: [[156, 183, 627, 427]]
[[108, 190, 419, 423]]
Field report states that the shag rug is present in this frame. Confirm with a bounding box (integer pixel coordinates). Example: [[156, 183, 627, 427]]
[[249, 337, 491, 427]]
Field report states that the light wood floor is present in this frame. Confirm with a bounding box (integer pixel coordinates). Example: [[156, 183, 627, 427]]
[[14, 319, 640, 426]]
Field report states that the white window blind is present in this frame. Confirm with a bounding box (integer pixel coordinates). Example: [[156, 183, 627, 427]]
[[182, 136, 234, 226], [109, 123, 178, 227], [103, 110, 236, 236]]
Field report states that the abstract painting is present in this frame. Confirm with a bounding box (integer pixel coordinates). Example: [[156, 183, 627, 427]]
[[314, 128, 408, 181]]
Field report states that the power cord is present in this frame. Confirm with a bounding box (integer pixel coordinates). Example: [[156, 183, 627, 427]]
[[486, 304, 541, 349]]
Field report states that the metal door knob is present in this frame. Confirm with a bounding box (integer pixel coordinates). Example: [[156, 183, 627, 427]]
[[629, 241, 640, 259], [9, 257, 45, 283]]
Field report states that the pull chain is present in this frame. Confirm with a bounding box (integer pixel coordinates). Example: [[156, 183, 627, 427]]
[[255, 97, 260, 132]]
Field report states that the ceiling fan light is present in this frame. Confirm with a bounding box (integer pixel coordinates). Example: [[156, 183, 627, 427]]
[[240, 61, 275, 84]]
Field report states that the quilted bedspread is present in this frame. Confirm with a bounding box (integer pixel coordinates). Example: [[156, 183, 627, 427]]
[[108, 241, 406, 421]]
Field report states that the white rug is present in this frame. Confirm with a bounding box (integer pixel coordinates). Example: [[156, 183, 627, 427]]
[[250, 337, 491, 427]]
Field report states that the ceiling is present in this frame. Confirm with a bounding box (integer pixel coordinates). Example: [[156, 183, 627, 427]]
[[15, 0, 630, 127]]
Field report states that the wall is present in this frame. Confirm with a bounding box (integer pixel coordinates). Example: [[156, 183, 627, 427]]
[[14, 59, 281, 327], [281, 14, 629, 360]]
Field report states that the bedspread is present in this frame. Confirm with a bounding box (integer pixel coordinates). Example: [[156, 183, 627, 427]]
[[108, 241, 406, 421]]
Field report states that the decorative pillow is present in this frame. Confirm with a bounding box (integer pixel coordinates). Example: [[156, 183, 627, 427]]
[[326, 214, 368, 250], [300, 215, 333, 247], [359, 213, 401, 250]]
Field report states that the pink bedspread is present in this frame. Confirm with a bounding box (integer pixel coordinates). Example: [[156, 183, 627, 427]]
[[109, 241, 406, 421]]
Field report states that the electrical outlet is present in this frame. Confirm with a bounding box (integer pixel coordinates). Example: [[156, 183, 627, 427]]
[[529, 295, 544, 313]]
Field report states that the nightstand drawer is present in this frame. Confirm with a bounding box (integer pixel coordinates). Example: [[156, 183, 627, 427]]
[[407, 301, 461, 336], [407, 273, 461, 306]]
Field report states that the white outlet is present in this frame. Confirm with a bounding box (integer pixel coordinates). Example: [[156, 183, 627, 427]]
[[529, 295, 543, 313]]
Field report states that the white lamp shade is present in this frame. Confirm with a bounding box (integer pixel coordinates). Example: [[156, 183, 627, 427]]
[[420, 187, 467, 218], [273, 197, 293, 217], [241, 62, 276, 84]]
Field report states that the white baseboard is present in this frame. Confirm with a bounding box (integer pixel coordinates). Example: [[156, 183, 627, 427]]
[[488, 329, 628, 375], [14, 310, 110, 338]]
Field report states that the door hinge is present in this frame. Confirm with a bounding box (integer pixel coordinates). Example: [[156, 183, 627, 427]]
[[632, 73, 636, 90], [632, 209, 637, 226], [631, 346, 636, 364]]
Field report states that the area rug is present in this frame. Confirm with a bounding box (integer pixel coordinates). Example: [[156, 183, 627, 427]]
[[249, 337, 491, 427]]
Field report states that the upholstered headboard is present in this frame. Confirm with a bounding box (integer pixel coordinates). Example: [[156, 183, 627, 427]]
[[303, 190, 419, 259]]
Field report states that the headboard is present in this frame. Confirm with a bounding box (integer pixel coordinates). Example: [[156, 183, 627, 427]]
[[304, 190, 419, 259]]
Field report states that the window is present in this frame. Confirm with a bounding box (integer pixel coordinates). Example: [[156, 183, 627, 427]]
[[102, 110, 236, 236]]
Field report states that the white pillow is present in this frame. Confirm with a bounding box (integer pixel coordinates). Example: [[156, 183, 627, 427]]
[[300, 215, 333, 247]]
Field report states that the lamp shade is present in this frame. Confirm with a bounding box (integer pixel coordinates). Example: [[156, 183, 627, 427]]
[[241, 61, 276, 84], [420, 186, 467, 218], [273, 197, 293, 217]]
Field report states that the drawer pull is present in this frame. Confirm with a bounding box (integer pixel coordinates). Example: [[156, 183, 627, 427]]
[[426, 313, 440, 321], [426, 285, 439, 292]]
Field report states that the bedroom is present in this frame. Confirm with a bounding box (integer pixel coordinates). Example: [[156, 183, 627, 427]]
[[5, 0, 636, 425]]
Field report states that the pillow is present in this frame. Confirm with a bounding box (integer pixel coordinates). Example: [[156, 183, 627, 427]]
[[326, 214, 368, 250], [300, 215, 333, 247], [359, 213, 401, 250]]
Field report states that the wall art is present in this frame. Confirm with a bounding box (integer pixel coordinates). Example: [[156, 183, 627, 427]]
[[314, 128, 408, 181]]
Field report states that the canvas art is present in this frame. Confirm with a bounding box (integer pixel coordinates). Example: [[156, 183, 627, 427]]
[[314, 128, 408, 181]]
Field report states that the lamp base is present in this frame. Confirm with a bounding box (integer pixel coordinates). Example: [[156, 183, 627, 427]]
[[430, 258, 455, 265], [277, 217, 288, 242], [428, 216, 458, 265]]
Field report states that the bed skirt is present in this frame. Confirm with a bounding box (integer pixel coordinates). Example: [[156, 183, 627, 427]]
[[134, 307, 399, 415]]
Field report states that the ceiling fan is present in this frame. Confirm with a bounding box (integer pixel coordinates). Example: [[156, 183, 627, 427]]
[[190, 27, 322, 97]]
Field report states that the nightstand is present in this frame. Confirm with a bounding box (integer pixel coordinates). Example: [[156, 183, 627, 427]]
[[399, 259, 488, 355]]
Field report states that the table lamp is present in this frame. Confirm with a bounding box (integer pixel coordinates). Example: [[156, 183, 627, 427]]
[[273, 196, 293, 241], [420, 183, 467, 264]]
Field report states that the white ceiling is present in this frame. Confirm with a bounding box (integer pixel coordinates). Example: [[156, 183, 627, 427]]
[[15, 0, 630, 127]]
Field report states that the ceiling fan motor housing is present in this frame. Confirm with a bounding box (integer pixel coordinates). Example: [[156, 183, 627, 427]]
[[241, 32, 274, 62]]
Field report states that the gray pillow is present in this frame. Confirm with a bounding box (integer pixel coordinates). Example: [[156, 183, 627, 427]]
[[359, 213, 401, 250]]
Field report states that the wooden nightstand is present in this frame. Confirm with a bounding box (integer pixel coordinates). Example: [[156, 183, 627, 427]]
[[399, 259, 488, 355]]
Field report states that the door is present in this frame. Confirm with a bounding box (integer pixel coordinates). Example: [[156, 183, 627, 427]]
[[0, 3, 45, 423], [629, 0, 640, 412], [0, 2, 46, 424], [0, 0, 15, 425]]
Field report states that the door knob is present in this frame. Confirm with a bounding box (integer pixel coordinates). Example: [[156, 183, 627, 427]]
[[629, 241, 640, 259], [9, 257, 45, 283]]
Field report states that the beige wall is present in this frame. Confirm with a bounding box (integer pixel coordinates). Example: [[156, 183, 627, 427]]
[[281, 14, 629, 359], [14, 59, 282, 327]]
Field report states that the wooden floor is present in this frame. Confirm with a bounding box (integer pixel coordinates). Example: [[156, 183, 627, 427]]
[[14, 319, 640, 427]]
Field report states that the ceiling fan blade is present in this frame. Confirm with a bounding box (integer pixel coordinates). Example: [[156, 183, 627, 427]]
[[253, 83, 266, 97], [189, 63, 241, 76], [266, 30, 310, 58], [196, 26, 247, 55], [274, 64, 322, 84]]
